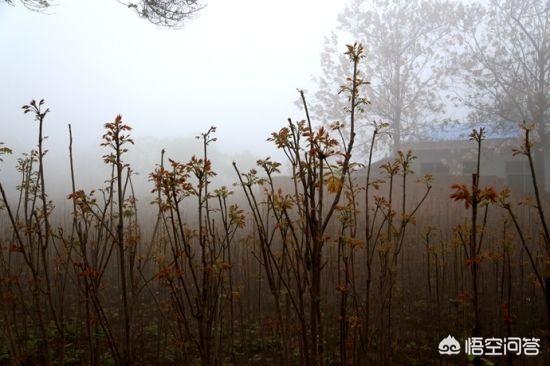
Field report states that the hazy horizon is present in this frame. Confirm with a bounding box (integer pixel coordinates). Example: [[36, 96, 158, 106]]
[[1, 0, 343, 158]]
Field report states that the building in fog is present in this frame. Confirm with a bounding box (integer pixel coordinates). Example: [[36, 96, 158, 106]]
[[399, 137, 550, 193]]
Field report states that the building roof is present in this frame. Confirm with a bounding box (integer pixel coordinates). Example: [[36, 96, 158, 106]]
[[401, 137, 519, 153]]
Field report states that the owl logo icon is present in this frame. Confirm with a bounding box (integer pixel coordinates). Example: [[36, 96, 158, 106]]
[[439, 335, 461, 355]]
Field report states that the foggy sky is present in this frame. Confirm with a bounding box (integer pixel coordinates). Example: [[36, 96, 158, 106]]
[[0, 0, 343, 157]]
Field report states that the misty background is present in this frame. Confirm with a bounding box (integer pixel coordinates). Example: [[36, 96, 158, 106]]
[[1, 0, 548, 206], [0, 0, 346, 201]]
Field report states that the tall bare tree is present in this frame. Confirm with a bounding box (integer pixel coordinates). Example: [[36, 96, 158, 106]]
[[313, 0, 457, 155], [453, 0, 550, 188]]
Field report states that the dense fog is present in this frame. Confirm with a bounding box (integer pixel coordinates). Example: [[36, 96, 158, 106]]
[[1, 1, 550, 365], [0, 0, 342, 200]]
